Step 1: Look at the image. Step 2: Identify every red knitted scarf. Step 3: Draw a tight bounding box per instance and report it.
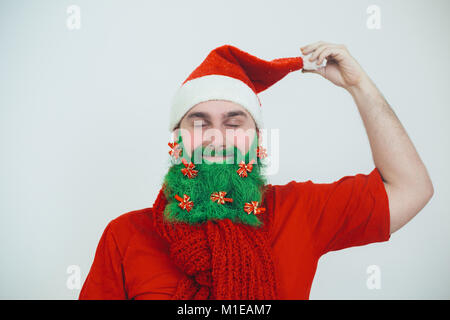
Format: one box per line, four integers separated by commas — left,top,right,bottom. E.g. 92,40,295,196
150,184,278,299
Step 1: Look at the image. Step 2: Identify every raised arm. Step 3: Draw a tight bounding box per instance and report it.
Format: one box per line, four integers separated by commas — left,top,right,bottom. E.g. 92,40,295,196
300,41,434,234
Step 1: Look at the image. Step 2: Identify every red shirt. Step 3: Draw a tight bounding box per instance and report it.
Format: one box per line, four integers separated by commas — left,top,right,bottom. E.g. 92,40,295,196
79,167,390,300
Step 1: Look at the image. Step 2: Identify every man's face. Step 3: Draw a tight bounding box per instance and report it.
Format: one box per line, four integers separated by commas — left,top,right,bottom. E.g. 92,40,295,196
164,100,265,226
174,100,258,163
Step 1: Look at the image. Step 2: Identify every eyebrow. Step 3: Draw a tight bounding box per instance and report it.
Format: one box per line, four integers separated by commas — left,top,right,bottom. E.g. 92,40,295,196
224,110,248,119
186,110,248,120
186,112,210,120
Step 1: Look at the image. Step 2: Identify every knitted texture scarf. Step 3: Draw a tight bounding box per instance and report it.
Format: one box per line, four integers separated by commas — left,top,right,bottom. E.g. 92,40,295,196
150,183,278,299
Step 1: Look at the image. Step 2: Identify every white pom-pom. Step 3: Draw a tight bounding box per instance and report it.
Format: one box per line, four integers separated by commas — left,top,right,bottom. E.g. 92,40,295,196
301,52,327,71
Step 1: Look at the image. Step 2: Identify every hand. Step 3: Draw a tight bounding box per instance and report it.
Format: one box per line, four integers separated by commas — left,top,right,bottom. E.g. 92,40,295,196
300,41,370,91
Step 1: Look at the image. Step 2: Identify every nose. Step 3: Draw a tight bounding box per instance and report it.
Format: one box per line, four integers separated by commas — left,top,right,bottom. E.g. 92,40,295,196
202,127,230,154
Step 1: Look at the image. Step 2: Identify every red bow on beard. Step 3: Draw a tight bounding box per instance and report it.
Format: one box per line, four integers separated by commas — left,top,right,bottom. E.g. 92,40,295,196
181,158,198,179
256,146,267,159
210,191,233,204
244,201,266,215
237,159,255,178
174,194,194,212
168,142,182,159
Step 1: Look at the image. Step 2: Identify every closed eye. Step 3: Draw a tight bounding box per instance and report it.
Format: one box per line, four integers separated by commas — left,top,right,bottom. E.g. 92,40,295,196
193,120,209,127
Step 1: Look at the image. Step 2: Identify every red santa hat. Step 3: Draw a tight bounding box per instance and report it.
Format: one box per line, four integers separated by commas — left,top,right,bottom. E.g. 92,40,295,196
169,44,306,131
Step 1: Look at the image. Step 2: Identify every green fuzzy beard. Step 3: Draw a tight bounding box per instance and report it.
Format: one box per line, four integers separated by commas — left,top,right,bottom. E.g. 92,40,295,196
162,131,267,227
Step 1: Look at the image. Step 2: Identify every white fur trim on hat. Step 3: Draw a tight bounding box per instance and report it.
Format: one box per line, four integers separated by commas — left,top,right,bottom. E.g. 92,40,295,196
169,75,263,131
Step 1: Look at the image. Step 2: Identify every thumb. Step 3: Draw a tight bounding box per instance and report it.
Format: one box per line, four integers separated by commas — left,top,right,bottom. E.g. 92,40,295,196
301,68,318,74
302,67,326,77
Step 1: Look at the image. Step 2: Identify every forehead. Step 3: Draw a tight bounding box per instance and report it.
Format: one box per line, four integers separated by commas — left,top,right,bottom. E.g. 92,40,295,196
185,100,250,118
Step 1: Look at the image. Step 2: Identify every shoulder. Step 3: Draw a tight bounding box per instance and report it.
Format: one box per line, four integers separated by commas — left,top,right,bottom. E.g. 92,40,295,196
109,207,154,234
271,179,313,191
264,169,385,214
266,180,314,207
105,207,165,256
261,181,313,240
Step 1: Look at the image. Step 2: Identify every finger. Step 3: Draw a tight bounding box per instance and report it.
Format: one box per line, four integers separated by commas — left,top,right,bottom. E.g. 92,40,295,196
316,47,334,65
310,43,344,63
318,46,346,65
308,43,330,62
301,41,327,54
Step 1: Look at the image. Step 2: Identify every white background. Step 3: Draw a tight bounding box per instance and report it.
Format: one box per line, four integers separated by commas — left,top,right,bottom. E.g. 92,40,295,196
1,0,449,299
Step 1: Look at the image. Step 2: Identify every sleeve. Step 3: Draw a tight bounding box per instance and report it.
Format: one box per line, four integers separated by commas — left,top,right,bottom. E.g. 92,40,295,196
79,221,128,300
275,167,391,257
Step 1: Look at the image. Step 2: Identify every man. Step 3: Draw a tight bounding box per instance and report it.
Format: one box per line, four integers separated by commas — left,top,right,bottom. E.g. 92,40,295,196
79,43,434,300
